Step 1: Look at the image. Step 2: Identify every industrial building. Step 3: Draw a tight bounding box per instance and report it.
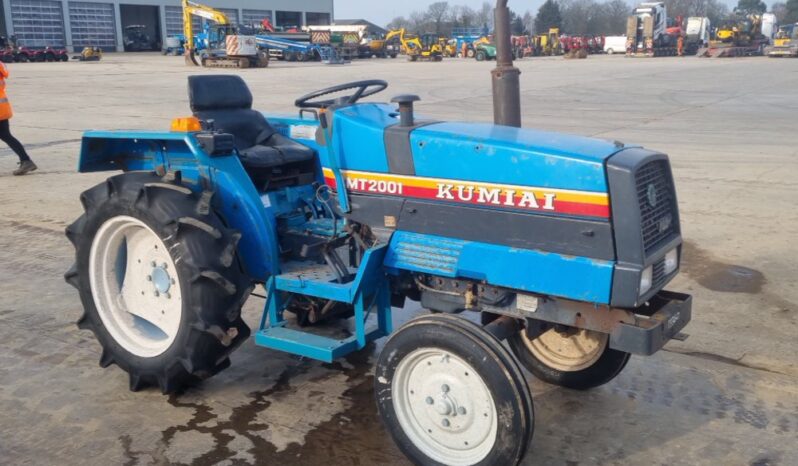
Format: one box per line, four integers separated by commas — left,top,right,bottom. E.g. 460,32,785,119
0,0,334,51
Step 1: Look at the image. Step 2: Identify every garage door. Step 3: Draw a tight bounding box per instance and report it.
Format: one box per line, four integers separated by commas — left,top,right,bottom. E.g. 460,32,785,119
69,1,116,49
10,0,66,47
242,9,271,27
164,5,199,36
217,8,238,25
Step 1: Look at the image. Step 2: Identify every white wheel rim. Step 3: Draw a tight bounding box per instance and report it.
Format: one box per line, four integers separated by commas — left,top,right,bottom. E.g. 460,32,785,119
392,348,498,465
89,216,183,358
524,328,608,372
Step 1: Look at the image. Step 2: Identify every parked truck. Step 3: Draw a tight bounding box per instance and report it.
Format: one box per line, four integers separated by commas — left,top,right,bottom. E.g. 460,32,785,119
684,17,711,54
626,2,680,57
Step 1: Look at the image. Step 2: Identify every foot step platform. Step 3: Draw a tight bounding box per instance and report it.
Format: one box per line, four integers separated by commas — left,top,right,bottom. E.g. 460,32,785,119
255,244,392,362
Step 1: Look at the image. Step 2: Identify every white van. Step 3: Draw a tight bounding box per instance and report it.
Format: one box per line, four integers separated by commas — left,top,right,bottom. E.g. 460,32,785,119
604,35,626,54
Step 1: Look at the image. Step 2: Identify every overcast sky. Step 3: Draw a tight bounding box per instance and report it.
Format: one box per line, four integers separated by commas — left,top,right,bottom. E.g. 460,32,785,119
334,0,738,28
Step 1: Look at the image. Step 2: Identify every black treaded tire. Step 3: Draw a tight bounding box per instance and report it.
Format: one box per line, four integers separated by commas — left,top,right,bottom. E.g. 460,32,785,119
375,314,534,466
508,328,631,390
64,171,252,394
475,50,487,61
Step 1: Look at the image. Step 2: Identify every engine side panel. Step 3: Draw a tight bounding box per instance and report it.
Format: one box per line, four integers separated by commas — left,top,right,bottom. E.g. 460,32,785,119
384,231,614,304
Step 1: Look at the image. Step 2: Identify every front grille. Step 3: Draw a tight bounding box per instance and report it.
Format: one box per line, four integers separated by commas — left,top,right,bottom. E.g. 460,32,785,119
636,160,677,254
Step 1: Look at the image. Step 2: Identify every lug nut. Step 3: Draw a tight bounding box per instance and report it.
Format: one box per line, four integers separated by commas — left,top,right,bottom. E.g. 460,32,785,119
457,407,467,415
426,397,434,405
165,292,171,299
154,290,160,297
162,263,168,270
146,275,152,281
151,261,157,267
442,419,450,427
441,384,449,393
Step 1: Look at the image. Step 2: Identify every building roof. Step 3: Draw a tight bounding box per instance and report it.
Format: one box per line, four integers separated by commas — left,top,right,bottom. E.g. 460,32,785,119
334,19,388,36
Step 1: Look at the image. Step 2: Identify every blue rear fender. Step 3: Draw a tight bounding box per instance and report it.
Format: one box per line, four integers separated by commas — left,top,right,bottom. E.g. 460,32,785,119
78,130,279,280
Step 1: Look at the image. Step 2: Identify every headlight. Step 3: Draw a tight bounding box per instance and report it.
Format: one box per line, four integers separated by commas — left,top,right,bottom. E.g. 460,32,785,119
664,248,679,275
639,265,653,296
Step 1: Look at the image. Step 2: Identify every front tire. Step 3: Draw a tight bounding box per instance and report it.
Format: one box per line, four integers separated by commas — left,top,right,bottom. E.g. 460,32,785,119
376,314,533,465
508,326,630,390
475,50,487,61
64,172,252,393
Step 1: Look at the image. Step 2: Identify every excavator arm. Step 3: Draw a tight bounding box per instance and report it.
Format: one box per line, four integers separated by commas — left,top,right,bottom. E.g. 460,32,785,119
183,0,228,65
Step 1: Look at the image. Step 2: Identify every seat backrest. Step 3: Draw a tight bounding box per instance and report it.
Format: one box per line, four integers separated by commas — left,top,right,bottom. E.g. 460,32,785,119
188,75,275,149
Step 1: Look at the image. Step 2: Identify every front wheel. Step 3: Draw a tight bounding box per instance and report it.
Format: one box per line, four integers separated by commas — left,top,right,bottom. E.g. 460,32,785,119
64,172,252,393
376,314,533,465
475,50,487,61
508,326,630,390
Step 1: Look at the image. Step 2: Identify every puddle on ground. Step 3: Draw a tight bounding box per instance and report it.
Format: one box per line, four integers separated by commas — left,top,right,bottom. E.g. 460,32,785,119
681,241,765,294
127,343,399,466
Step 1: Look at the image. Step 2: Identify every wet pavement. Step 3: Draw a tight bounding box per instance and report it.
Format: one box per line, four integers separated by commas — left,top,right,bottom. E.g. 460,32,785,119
1,54,797,465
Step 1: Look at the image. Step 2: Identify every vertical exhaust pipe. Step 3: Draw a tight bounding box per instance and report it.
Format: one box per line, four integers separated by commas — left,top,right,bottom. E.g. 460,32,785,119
492,0,521,127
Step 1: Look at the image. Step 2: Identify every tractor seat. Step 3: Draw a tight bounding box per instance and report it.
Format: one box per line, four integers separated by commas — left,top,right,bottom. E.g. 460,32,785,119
188,75,314,169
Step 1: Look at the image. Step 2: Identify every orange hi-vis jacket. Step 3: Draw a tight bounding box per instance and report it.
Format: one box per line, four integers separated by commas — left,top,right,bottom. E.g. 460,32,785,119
0,62,13,120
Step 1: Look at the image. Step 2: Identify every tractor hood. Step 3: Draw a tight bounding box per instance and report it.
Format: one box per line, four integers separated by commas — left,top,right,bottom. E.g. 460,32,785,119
331,103,632,194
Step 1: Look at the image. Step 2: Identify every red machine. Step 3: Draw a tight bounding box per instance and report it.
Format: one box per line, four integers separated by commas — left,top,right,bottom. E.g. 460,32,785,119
511,35,534,58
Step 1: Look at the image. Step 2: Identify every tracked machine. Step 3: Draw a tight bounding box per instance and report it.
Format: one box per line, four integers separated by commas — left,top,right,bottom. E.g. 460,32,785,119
64,0,692,464
182,0,267,68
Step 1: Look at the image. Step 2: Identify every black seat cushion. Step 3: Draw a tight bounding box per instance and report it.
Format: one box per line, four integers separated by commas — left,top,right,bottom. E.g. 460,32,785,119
239,133,317,168
187,75,314,168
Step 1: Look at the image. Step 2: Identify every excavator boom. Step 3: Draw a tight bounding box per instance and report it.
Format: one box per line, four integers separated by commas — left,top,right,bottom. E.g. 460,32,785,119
183,0,229,65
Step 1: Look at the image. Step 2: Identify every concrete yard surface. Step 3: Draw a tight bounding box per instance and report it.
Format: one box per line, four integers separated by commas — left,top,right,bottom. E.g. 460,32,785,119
0,53,796,465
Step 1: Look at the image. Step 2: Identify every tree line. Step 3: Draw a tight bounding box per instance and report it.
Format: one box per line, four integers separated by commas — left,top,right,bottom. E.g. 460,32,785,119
386,0,798,38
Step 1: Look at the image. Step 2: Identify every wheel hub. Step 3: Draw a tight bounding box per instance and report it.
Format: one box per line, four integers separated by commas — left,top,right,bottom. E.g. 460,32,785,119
151,265,171,294
392,348,498,465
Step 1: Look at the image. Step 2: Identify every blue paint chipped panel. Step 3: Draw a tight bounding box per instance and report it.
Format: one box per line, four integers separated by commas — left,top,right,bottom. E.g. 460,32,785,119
385,231,614,304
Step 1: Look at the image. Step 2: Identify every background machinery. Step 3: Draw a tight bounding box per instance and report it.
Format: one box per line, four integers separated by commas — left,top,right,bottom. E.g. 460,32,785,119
698,14,766,57
64,0,691,464
254,35,345,64
534,28,561,56
182,0,267,68
766,23,798,57
385,28,444,61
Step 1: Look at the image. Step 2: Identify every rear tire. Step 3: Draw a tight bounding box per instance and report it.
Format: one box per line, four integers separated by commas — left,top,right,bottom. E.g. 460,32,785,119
508,326,630,390
64,172,252,393
376,314,533,465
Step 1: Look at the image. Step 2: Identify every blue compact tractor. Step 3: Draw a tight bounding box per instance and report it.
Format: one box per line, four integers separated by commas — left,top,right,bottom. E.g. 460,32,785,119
64,2,690,463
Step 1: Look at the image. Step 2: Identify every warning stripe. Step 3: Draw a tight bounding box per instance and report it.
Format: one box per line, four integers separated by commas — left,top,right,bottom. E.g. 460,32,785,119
322,168,610,219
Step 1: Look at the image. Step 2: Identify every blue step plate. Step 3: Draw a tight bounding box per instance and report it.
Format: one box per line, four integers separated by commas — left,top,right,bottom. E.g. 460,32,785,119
255,325,383,363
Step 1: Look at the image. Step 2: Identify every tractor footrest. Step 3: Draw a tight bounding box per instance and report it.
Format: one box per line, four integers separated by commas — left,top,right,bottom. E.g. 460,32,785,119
276,261,357,303
255,325,384,362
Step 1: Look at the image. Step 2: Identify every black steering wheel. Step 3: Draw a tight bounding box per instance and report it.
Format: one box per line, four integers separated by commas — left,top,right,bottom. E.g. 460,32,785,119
295,80,388,109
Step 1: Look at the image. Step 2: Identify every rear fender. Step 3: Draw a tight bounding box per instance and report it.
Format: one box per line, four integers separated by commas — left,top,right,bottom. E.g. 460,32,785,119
78,130,279,280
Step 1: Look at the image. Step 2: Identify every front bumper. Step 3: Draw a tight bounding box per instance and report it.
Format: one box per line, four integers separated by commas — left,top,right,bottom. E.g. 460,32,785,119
488,289,692,357
609,290,691,355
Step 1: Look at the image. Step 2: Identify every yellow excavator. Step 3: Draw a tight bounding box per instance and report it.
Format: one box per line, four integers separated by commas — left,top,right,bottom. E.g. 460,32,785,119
714,14,763,47
182,0,267,68
534,28,561,56
384,28,443,61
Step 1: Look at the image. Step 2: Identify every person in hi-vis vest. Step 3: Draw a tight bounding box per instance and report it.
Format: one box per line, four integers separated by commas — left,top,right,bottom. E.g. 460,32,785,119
0,62,37,175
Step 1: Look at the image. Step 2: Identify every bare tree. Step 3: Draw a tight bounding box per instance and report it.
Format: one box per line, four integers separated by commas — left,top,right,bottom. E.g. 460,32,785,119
522,11,536,34
428,2,451,34
476,2,494,31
